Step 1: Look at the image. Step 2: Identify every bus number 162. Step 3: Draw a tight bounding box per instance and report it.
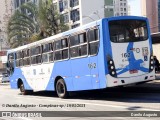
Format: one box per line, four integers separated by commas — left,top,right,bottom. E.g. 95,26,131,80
121,53,130,58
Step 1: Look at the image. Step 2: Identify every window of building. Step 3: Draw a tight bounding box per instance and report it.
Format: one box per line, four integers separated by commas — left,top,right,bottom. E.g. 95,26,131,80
59,1,64,12
88,29,99,55
70,32,87,58
33,0,37,3
109,8,113,11
15,0,19,8
70,0,79,7
71,23,80,29
63,0,68,9
71,9,80,22
53,3,57,10
21,0,25,5
63,13,69,23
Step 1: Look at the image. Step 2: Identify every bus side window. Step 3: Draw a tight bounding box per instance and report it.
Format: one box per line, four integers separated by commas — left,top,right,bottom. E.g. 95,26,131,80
54,38,69,61
8,53,14,67
31,46,42,65
54,40,62,60
15,51,23,67
42,43,53,63
70,32,87,58
88,29,99,55
23,49,30,66
62,39,69,59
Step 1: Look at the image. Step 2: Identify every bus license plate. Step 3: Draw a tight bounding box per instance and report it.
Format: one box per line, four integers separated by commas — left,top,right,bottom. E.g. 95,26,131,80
129,70,138,74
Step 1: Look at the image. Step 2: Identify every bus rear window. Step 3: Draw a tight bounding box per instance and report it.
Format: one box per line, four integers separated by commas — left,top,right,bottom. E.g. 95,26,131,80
109,20,148,43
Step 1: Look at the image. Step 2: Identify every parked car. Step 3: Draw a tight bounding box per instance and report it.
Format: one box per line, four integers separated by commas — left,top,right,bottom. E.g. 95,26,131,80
1,73,9,83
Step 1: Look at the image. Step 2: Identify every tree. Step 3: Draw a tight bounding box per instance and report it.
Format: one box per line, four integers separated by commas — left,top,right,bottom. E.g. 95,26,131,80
7,0,69,48
7,2,39,47
38,0,69,37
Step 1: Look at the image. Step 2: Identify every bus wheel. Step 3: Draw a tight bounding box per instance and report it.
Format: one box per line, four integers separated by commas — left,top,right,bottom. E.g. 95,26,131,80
20,82,27,95
56,79,68,98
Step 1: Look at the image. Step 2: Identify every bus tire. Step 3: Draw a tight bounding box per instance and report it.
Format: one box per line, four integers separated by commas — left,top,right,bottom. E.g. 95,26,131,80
56,79,68,98
19,82,28,95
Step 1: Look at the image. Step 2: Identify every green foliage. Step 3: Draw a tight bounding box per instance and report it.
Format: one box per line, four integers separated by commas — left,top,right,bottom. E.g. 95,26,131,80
7,0,69,48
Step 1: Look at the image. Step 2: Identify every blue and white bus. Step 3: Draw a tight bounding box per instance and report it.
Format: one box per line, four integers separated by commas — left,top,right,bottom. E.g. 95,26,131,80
7,16,155,98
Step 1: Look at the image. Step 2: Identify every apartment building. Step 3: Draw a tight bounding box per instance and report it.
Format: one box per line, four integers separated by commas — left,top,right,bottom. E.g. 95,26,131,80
53,0,128,29
0,0,14,50
141,0,159,33
114,0,128,16
14,0,38,10
53,0,114,28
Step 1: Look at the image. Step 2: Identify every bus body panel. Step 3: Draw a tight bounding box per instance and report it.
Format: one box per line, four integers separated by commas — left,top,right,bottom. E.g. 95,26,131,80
7,16,155,93
111,41,150,77
103,16,155,87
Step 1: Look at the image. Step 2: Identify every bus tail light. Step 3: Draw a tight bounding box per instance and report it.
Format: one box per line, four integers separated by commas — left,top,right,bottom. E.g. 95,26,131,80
149,55,154,72
107,59,117,77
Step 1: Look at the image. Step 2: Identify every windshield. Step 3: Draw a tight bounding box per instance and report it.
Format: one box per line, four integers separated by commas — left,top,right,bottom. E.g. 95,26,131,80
109,20,148,43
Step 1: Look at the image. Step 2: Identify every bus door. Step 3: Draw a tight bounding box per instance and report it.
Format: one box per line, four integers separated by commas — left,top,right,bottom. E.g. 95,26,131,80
88,28,100,89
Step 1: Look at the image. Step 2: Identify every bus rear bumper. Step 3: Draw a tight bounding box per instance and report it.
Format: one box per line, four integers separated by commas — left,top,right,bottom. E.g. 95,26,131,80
106,70,155,87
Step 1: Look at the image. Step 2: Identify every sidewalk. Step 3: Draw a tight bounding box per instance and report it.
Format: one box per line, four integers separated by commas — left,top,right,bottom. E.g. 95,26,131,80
0,82,10,86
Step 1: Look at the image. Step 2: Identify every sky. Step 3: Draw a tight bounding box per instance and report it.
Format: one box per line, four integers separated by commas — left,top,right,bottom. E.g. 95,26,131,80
128,0,141,16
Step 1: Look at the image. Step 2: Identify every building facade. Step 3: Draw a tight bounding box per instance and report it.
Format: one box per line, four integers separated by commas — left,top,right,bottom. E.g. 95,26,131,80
114,0,128,16
0,0,14,51
53,0,128,29
53,0,114,28
14,0,38,11
141,0,159,33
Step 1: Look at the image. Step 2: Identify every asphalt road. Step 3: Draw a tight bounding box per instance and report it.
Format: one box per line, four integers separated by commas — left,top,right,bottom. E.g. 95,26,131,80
0,80,160,120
